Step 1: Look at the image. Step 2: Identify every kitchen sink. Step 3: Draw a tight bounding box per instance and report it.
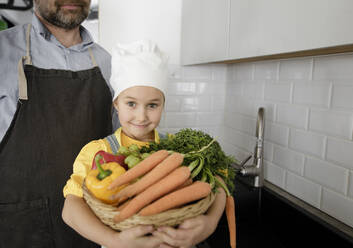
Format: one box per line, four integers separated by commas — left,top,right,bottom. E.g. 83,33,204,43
201,177,353,248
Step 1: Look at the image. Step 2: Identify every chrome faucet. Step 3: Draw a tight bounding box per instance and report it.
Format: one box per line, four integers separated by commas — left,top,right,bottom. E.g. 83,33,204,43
233,107,265,187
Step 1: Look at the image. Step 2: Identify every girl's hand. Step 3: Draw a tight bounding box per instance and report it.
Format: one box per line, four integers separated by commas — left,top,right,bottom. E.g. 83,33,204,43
107,225,163,248
152,215,215,248
152,184,227,248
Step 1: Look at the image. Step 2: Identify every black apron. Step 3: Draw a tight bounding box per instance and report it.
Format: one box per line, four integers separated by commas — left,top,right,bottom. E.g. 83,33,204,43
0,24,112,247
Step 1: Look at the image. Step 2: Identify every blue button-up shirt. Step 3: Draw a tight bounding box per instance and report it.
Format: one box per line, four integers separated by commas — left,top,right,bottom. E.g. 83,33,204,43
0,15,114,142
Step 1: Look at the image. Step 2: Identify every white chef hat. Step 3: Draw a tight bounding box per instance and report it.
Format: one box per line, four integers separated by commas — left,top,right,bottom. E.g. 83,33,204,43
110,40,169,101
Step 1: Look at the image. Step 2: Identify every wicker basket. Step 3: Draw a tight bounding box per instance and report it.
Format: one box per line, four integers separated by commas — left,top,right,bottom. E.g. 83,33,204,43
82,181,216,231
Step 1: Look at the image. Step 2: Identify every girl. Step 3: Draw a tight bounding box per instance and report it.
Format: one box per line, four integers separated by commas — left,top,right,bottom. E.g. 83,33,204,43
62,40,226,248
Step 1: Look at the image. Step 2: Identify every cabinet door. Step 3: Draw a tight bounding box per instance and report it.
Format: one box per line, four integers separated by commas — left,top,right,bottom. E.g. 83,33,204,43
181,0,230,65
229,0,353,60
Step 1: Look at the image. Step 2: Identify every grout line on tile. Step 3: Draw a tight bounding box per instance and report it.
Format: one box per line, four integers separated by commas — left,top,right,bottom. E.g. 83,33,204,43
322,136,327,160
277,61,281,82
289,83,294,104
305,107,310,131
328,82,333,109
309,57,314,81
344,171,349,196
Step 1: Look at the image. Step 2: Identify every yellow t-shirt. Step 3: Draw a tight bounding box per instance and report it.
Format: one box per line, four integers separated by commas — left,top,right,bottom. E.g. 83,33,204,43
63,128,160,198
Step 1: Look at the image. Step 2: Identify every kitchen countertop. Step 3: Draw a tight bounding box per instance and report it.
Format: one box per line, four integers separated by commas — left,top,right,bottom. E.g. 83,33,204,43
201,178,353,248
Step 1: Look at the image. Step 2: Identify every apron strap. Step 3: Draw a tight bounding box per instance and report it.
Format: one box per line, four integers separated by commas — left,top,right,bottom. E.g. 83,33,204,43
18,23,32,100
88,47,98,67
105,134,120,154
18,24,98,100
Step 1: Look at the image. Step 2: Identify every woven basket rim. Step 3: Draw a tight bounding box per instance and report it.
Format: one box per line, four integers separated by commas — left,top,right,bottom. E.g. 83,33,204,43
83,181,216,231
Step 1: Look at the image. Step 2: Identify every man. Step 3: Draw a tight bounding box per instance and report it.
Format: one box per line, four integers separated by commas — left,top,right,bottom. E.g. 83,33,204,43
0,0,114,247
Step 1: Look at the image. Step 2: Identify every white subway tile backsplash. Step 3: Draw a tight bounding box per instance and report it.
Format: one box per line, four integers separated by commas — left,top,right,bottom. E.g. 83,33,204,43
286,172,321,208
293,83,331,107
273,146,305,175
181,96,211,112
264,161,285,188
167,54,353,228
304,157,348,194
165,96,182,112
242,82,264,100
164,112,196,128
326,138,353,170
225,113,255,135
226,82,242,97
223,126,252,153
279,57,312,80
264,83,291,103
263,141,274,162
277,104,308,129
183,64,212,80
331,85,353,109
168,81,197,95
228,97,255,117
309,110,353,139
196,112,223,126
227,64,237,81
321,189,353,227
198,81,226,96
264,122,289,146
212,95,226,111
289,129,325,158
219,139,250,163
212,64,228,81
254,61,278,80
313,53,353,81
233,63,254,81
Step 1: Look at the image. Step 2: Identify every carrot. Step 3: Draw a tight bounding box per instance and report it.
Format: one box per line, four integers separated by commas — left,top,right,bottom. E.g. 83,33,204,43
113,166,191,222
108,150,169,190
174,177,193,190
226,196,236,248
139,181,211,216
116,199,131,211
112,152,184,202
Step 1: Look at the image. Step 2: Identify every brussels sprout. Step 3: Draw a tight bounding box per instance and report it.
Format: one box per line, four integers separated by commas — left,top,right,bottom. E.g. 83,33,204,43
128,144,140,153
118,146,130,156
141,153,150,160
124,155,141,169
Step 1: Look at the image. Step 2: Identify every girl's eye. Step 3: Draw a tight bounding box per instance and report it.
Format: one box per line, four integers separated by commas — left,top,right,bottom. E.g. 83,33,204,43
127,101,136,107
148,103,158,109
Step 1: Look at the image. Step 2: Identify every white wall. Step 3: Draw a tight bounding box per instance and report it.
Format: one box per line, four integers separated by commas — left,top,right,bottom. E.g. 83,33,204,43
223,53,353,228
159,53,353,229
99,0,182,65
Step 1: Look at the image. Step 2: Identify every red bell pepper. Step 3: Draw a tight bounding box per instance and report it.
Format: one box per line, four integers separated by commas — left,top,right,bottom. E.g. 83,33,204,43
91,150,128,170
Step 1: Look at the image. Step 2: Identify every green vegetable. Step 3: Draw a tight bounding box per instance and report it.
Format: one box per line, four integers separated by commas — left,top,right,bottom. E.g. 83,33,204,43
118,146,130,156
128,144,140,153
140,128,237,193
141,153,151,160
124,155,141,169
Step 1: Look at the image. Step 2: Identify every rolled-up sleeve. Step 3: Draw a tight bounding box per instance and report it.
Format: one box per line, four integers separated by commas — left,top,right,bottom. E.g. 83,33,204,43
63,140,108,198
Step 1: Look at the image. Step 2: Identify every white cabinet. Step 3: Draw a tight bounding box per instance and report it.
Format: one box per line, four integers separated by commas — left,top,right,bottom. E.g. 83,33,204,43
181,0,353,64
229,0,353,60
181,0,230,65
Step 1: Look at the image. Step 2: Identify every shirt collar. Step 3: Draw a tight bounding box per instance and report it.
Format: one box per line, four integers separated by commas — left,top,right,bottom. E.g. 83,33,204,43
31,14,94,51
114,128,160,146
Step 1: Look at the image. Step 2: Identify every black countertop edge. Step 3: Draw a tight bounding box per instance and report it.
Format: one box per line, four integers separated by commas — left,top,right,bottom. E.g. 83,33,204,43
263,180,353,244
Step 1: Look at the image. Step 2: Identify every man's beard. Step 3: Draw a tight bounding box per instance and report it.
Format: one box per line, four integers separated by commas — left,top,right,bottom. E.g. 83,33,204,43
36,0,90,30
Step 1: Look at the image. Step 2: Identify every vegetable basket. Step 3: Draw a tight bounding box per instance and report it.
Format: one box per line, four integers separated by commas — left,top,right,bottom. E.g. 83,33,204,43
82,181,216,231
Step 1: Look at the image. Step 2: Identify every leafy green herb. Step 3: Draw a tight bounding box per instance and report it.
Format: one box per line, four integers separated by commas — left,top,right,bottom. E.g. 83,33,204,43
140,128,237,194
